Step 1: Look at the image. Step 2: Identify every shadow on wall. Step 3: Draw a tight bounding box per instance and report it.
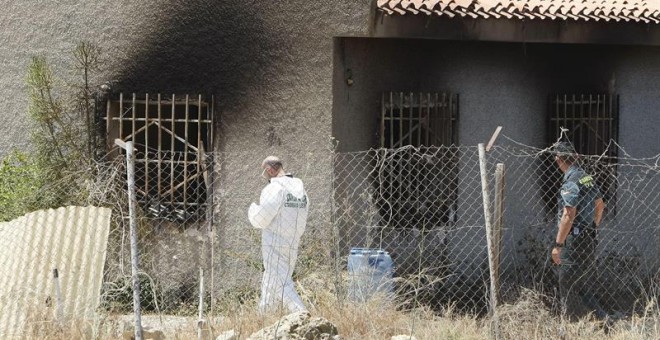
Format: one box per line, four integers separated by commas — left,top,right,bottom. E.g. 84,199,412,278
113,0,280,113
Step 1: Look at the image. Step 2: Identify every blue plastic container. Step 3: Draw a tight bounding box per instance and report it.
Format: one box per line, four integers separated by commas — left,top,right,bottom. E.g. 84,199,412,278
347,248,394,302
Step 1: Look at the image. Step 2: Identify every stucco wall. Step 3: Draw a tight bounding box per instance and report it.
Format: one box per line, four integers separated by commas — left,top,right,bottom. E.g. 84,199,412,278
0,0,373,294
333,38,548,282
1,0,372,154
332,38,550,247
615,46,660,157
0,0,126,153
332,38,660,285
610,46,660,270
3,1,659,299
331,38,645,150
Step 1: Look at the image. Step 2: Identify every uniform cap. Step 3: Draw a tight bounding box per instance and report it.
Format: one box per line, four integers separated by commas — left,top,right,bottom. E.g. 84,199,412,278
551,142,576,156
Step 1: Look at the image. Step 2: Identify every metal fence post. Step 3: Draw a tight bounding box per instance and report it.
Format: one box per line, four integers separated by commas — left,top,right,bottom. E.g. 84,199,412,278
53,268,63,326
120,139,143,340
478,144,498,316
197,268,205,340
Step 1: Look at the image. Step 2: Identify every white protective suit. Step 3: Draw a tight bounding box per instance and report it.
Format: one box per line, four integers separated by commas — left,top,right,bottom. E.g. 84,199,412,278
248,175,309,313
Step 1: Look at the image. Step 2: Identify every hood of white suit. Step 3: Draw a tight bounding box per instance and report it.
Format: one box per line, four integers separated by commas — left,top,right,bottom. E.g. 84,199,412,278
270,176,305,198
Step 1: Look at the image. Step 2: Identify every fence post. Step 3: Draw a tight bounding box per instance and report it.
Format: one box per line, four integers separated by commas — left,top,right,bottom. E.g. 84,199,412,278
330,144,345,308
123,140,143,340
53,268,63,326
205,153,215,323
478,144,498,316
492,163,505,306
197,268,205,340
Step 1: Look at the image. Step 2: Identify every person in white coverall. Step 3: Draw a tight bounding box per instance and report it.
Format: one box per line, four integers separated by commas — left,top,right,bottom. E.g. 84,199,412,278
248,156,309,313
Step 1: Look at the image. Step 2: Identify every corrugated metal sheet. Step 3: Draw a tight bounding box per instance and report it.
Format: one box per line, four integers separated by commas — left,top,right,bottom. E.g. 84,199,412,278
377,0,660,23
0,206,112,337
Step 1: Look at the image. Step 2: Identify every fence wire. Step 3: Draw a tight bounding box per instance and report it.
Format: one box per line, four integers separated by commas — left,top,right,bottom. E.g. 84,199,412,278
2,139,659,330
100,140,659,317
488,140,660,315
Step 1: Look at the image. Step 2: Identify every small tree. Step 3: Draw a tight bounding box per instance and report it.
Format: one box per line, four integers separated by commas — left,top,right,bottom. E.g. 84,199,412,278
73,41,102,160
0,41,104,221
27,42,101,176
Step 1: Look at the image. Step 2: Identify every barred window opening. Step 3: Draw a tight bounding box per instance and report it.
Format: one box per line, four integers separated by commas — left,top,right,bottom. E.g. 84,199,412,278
376,92,459,231
104,93,215,222
546,94,619,218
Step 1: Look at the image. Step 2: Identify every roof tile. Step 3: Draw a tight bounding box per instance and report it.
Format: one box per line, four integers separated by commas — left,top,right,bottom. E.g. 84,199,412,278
377,0,660,23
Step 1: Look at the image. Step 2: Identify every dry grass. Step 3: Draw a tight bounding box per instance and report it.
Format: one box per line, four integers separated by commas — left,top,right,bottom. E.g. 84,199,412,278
206,275,660,340
22,307,115,340
19,279,660,340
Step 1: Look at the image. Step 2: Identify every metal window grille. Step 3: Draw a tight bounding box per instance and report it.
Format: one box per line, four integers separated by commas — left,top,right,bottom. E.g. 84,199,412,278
380,92,458,149
376,92,459,230
547,94,619,216
103,93,215,222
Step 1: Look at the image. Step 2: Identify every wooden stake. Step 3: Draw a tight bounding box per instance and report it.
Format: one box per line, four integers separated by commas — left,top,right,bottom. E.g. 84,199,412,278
486,126,503,152
492,163,505,307
478,143,498,316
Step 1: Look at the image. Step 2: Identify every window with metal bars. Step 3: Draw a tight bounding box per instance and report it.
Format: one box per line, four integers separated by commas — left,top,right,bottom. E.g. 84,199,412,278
104,93,214,222
546,94,619,217
376,92,459,230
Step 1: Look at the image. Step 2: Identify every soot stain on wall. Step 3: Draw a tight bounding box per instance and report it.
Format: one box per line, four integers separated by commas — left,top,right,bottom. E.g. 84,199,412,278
113,0,281,113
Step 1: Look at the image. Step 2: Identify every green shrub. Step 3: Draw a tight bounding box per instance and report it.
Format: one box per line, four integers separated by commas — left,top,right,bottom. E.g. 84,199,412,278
0,150,43,221
0,41,104,222
101,274,161,313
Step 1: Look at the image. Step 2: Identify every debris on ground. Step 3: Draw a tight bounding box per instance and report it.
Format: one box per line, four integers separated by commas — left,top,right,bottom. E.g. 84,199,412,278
247,311,339,340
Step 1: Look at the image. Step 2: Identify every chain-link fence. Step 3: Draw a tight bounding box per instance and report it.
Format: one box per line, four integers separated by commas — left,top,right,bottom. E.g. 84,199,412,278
333,146,488,312
333,142,660,316
2,137,660,336
98,147,336,317
98,140,659,316
489,141,660,316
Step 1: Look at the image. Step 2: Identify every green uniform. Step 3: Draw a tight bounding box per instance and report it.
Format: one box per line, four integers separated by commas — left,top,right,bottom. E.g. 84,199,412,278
556,164,607,319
